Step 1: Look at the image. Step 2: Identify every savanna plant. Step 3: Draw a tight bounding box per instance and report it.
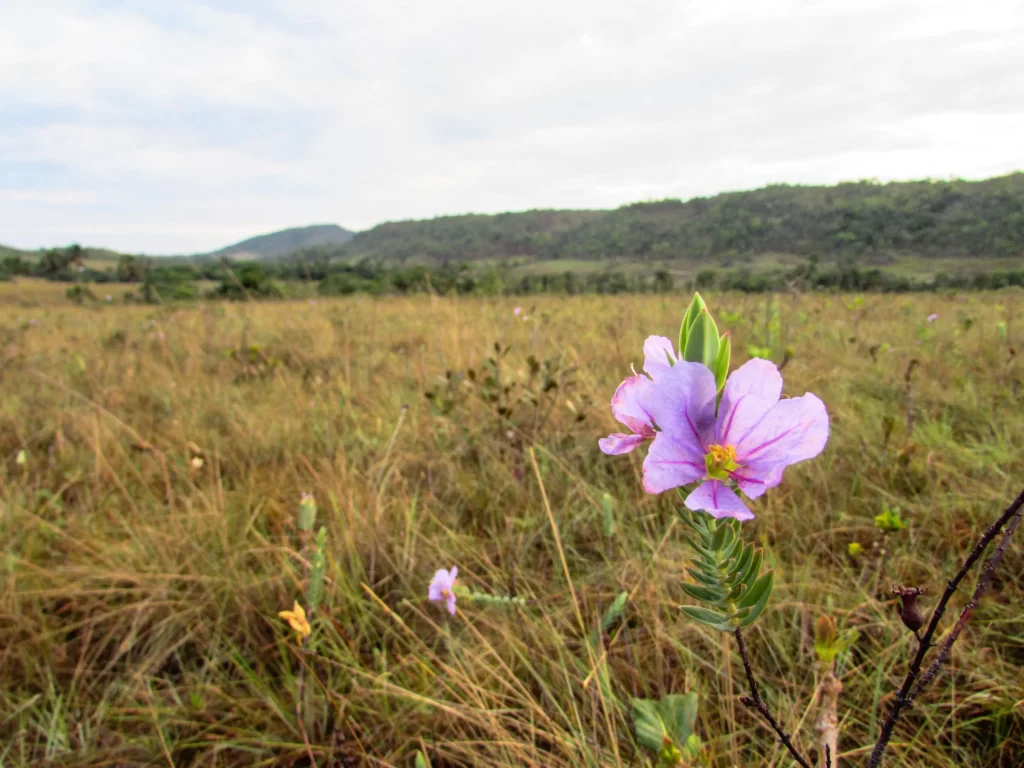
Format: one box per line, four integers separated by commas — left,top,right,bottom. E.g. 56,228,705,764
423,339,587,442
597,293,1024,767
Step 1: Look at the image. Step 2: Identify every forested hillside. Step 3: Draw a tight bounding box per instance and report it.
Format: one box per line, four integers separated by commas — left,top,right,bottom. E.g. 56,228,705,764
297,173,1024,266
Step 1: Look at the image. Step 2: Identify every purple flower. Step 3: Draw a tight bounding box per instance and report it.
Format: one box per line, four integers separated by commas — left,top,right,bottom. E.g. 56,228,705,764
642,358,829,521
927,313,939,323
428,566,458,615
513,306,523,316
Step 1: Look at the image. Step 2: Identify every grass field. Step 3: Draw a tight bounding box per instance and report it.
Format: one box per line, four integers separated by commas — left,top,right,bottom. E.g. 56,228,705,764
1,285,1022,767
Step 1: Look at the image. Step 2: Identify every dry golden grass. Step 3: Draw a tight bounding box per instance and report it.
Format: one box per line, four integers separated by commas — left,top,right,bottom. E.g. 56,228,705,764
1,287,1022,767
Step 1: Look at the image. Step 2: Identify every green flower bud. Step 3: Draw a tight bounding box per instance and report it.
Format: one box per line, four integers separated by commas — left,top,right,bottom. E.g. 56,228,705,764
298,492,318,532
682,310,720,371
679,293,708,353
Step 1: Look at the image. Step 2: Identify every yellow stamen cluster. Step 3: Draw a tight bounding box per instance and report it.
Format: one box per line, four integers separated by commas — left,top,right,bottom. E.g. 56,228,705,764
705,443,739,479
708,444,737,466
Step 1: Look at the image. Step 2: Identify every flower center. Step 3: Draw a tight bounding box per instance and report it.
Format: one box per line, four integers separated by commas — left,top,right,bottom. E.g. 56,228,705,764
704,443,739,480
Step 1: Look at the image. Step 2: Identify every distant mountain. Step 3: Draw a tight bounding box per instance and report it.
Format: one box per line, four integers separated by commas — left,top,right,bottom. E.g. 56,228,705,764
0,244,27,260
0,243,123,262
203,224,354,260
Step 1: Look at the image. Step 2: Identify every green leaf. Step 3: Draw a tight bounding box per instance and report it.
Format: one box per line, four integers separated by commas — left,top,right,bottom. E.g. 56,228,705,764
714,332,731,391
710,519,735,552
723,532,745,561
735,571,774,610
631,698,669,751
414,750,430,768
600,591,629,632
659,693,698,744
737,573,775,627
686,566,722,587
681,605,734,631
681,581,729,604
737,548,763,589
601,493,616,538
631,693,699,753
730,543,754,585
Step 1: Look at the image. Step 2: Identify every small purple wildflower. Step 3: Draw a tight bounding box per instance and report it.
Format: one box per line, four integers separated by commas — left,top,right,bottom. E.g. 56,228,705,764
513,306,523,316
428,567,458,615
927,313,939,323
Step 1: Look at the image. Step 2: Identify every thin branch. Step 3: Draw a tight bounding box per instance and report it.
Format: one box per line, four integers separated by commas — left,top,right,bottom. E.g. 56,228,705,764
909,506,1022,700
868,486,1024,767
734,626,813,768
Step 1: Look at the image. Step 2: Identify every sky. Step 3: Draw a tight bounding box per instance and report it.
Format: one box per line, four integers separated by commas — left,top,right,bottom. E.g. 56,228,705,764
2,0,1023,254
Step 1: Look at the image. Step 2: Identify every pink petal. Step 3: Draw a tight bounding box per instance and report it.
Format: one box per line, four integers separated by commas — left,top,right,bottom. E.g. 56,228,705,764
642,432,706,494
642,335,678,380
428,571,447,601
609,375,656,436
684,480,755,521
716,358,783,446
446,592,457,615
735,394,829,478
644,360,717,458
730,464,785,500
449,566,458,582
599,433,649,455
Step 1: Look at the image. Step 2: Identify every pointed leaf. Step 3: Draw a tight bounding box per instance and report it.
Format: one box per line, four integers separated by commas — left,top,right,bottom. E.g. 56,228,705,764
681,582,729,604
729,543,755,586
686,566,723,587
681,605,735,631
658,693,699,744
738,573,776,627
736,571,774,611
710,520,734,552
737,548,763,589
631,698,669,751
714,333,732,391
600,591,629,632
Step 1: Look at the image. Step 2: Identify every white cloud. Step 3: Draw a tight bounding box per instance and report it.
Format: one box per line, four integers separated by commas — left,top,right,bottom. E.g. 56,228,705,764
1,0,1022,253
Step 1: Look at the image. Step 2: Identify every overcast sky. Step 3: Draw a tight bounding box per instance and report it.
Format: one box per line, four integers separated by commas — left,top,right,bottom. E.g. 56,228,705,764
2,0,1023,254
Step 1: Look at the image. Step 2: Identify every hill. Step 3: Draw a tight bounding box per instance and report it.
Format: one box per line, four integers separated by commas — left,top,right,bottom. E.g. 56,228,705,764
203,224,353,260
298,173,1024,267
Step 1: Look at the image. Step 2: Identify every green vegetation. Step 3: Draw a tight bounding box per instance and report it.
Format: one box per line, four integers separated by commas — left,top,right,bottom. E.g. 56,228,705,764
321,173,1024,266
1,291,1021,766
